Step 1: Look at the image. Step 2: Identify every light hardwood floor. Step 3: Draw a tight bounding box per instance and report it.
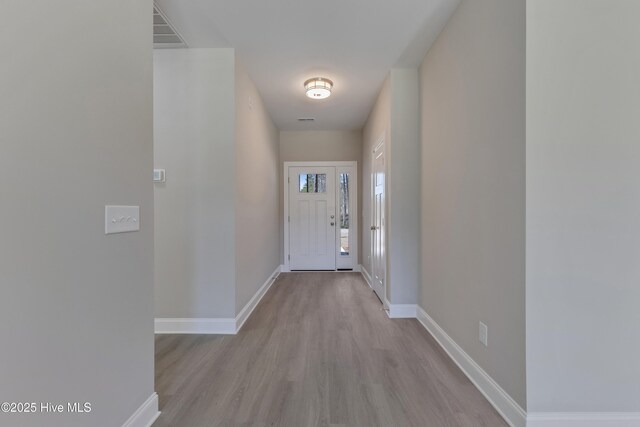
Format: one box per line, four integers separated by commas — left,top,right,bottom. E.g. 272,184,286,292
154,272,507,427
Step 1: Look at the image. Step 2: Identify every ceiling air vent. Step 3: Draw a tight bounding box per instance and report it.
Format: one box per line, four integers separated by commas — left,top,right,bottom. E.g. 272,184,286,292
154,5,187,49
297,118,315,122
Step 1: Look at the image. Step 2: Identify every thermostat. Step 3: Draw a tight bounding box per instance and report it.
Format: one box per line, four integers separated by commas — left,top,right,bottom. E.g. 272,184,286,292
153,169,166,183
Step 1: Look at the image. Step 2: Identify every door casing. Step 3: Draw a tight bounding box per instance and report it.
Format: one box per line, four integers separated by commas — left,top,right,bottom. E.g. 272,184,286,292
371,136,387,305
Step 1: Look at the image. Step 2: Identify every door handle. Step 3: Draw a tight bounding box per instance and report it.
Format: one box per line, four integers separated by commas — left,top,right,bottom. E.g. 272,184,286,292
330,222,335,226
371,226,378,231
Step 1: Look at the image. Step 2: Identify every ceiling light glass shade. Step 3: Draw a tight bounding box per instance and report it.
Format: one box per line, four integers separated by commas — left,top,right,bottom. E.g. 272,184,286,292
304,77,333,99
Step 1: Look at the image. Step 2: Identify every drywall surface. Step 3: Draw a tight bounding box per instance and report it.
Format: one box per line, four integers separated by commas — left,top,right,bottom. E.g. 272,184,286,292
154,48,236,318
388,69,420,304
0,1,155,426
235,61,280,313
527,0,640,412
279,130,363,264
362,71,420,305
419,0,526,408
280,131,362,163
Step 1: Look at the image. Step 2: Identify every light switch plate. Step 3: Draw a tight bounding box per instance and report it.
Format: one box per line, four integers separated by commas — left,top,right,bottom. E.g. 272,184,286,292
105,205,140,234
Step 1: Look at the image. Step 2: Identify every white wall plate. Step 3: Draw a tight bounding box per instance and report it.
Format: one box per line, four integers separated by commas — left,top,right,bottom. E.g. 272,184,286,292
105,205,140,234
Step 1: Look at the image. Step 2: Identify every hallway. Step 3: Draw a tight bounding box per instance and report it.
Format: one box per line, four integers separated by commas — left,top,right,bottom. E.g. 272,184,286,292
154,273,506,426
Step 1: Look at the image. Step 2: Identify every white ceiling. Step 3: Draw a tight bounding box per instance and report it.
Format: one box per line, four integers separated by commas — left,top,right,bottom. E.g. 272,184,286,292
154,0,460,131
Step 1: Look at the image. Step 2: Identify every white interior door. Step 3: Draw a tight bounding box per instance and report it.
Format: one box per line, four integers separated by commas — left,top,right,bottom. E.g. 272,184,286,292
372,142,386,301
289,166,336,270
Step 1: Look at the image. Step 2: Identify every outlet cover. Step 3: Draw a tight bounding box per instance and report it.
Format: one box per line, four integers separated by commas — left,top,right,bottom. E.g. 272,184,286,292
479,321,488,347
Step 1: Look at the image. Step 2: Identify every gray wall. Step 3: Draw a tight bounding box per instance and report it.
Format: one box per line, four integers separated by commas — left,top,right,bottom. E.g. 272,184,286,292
419,0,526,409
279,130,363,265
235,61,281,312
154,49,236,318
0,1,155,426
388,69,421,304
526,0,640,412
280,131,363,162
362,71,420,305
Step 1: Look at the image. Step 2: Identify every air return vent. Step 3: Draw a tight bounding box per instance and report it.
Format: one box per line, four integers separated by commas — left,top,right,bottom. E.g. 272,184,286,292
297,118,315,122
154,5,186,49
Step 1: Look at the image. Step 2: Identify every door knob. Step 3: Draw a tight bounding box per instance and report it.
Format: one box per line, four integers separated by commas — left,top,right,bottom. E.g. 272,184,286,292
371,226,377,230
330,222,335,226
330,215,335,219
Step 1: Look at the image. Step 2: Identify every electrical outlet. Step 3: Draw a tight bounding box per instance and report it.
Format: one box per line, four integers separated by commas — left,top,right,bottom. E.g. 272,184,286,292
479,321,488,347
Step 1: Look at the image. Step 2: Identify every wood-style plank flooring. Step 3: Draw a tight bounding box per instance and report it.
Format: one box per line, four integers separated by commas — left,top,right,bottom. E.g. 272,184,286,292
154,272,507,427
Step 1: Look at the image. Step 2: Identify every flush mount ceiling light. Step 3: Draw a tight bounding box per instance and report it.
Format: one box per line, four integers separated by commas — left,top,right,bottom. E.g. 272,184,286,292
304,77,333,100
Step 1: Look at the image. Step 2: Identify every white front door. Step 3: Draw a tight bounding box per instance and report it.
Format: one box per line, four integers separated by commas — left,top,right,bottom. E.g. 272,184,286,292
372,142,386,301
289,167,336,270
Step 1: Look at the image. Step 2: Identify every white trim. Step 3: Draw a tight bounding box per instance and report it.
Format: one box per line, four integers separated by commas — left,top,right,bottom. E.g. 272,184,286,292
284,161,358,272
122,393,160,427
154,318,236,334
527,413,640,427
155,267,281,335
385,300,417,318
360,265,372,287
370,133,387,304
235,266,281,332
416,306,526,427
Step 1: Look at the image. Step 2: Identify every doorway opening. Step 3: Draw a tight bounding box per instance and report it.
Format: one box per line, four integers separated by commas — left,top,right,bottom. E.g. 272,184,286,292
283,161,358,272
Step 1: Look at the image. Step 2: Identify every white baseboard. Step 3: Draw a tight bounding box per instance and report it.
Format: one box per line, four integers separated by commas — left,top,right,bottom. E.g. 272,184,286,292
235,265,281,332
122,393,160,427
416,306,526,427
385,300,417,318
360,266,372,288
527,413,640,427
155,266,281,335
154,317,236,334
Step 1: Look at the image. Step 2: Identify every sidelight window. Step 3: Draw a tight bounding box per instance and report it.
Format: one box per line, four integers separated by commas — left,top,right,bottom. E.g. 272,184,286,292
339,172,350,256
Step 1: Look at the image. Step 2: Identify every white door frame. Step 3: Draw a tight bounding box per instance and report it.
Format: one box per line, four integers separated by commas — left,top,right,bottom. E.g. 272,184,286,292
283,161,358,272
371,135,387,306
